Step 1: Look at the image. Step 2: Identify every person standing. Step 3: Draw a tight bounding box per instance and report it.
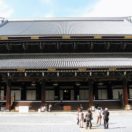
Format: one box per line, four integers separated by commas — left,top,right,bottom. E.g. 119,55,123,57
85,109,93,129
48,104,52,112
96,107,102,125
41,104,46,112
78,110,84,128
103,108,110,129
79,104,83,112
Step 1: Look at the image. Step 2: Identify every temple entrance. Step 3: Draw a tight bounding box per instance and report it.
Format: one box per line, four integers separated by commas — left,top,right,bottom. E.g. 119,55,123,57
63,89,71,100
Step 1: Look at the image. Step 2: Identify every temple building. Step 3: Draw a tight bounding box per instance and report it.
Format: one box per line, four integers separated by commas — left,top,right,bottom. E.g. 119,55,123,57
0,17,132,111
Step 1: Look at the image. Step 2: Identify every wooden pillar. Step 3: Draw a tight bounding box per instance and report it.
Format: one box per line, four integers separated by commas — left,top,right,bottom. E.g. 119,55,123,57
54,85,60,100
41,81,45,105
36,82,41,100
93,83,98,100
4,83,6,99
21,83,26,100
123,79,128,107
74,85,79,100
88,81,94,107
5,80,11,110
0,83,1,100
107,81,113,99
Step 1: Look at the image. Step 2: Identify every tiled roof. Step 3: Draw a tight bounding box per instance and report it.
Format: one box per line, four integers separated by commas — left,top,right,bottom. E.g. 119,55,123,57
0,17,132,36
0,53,132,69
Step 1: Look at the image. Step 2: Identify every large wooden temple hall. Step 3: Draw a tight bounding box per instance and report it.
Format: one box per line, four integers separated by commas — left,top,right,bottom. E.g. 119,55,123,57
0,17,132,111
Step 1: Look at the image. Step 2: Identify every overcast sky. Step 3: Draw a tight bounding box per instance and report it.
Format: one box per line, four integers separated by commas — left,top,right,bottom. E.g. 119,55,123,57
0,0,132,19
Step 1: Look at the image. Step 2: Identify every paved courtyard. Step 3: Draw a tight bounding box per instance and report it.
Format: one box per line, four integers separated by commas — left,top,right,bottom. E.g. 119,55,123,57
0,110,131,132
0,112,79,132
81,110,132,132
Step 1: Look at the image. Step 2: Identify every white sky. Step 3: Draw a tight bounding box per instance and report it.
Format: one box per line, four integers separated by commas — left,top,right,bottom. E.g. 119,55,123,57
0,0,132,19
84,0,132,17
0,0,13,18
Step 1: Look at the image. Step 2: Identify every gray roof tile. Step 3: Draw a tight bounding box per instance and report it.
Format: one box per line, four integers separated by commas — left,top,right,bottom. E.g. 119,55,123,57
0,53,131,69
0,17,132,36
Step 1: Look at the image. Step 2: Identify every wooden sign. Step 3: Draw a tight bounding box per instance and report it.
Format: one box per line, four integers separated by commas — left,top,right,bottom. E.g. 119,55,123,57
0,36,8,40
62,35,70,39
30,36,39,40
48,68,56,72
78,68,87,72
17,68,25,72
109,67,116,71
94,35,102,39
124,35,132,39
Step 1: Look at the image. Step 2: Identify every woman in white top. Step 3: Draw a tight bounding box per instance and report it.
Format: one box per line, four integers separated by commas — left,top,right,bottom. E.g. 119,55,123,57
96,107,102,125
77,109,84,128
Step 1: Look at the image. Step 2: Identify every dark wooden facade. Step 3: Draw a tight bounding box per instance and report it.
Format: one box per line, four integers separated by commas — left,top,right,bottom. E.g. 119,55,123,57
0,36,132,111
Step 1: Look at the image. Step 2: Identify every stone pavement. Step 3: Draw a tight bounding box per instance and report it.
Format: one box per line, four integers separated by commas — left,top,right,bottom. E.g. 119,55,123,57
80,110,132,132
0,112,80,132
0,111,131,132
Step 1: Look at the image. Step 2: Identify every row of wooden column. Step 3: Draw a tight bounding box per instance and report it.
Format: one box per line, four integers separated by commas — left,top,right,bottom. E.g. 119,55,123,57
4,79,129,110
89,79,129,108
5,80,46,110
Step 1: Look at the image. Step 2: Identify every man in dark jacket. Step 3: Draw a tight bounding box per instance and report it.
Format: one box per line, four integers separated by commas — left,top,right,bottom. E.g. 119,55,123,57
103,108,109,129
85,109,93,129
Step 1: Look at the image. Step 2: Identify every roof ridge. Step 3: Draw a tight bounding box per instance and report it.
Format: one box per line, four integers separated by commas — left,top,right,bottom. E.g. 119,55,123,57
7,17,128,22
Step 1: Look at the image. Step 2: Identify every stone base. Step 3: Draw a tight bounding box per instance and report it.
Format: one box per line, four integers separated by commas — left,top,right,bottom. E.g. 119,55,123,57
124,104,131,110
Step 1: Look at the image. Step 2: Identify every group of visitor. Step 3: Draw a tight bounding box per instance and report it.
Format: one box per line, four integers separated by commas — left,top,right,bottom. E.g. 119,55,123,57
77,105,110,129
40,104,52,112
